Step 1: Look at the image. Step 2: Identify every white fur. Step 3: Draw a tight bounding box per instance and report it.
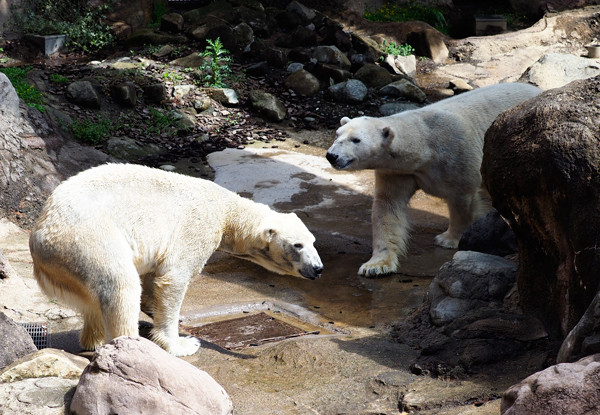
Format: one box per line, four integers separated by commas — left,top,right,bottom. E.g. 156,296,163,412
326,83,541,277
29,163,323,356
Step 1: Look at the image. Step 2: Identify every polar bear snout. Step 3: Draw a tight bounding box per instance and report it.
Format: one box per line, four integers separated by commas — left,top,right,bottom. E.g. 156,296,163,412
326,151,338,165
326,151,354,170
300,262,323,280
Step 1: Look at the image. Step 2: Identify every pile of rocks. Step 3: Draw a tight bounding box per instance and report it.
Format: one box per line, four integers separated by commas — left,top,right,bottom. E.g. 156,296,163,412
0,313,233,415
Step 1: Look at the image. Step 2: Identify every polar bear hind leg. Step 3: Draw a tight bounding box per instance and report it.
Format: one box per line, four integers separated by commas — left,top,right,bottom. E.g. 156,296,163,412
435,191,484,248
80,305,105,350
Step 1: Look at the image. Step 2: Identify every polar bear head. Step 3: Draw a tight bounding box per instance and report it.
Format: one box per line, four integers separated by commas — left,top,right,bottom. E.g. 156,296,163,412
234,210,323,280
326,116,395,171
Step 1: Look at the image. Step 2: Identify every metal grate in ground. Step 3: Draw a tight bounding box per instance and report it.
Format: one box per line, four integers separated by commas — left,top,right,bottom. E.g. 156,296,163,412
183,312,319,350
19,322,49,350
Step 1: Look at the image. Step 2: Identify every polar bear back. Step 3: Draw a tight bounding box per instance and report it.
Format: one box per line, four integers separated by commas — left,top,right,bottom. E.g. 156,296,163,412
395,82,541,150
40,163,235,235
31,163,253,277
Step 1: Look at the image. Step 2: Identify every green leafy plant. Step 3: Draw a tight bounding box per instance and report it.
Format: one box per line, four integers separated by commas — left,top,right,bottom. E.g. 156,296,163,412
147,107,179,135
10,0,115,53
0,66,45,111
0,47,8,64
150,0,169,28
381,39,414,56
146,44,162,54
49,73,69,83
198,38,233,88
162,70,184,83
70,117,114,144
365,2,448,34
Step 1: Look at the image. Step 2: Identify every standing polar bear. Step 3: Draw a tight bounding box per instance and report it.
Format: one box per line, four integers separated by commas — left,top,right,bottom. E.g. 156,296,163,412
29,163,323,356
326,82,541,277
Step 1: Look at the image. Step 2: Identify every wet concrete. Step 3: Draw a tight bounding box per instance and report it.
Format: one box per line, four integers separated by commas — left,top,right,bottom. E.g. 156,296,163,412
172,129,510,414
181,129,456,332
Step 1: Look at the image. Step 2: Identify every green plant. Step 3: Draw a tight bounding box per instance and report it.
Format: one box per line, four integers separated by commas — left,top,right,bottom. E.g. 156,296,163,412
10,0,115,53
0,47,7,64
147,107,178,135
198,38,233,88
365,2,448,34
70,117,114,144
381,39,414,56
50,73,69,83
162,70,184,83
0,66,45,111
146,44,162,54
150,0,168,28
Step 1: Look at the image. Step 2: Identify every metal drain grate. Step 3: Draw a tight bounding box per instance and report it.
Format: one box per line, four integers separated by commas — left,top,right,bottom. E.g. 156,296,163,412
20,322,49,350
184,312,319,350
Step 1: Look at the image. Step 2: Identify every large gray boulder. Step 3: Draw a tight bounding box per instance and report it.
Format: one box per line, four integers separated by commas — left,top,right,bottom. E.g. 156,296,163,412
286,0,316,24
328,79,368,103
481,75,600,340
0,72,20,119
519,53,600,90
110,81,137,107
0,312,37,370
353,63,392,88
458,209,518,257
378,79,427,103
502,354,600,414
248,90,287,122
70,336,233,415
312,45,351,69
66,81,101,109
429,250,517,326
284,68,320,96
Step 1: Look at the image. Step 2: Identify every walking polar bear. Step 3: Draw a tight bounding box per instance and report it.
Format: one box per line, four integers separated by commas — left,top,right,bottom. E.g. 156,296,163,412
29,163,323,356
326,82,541,277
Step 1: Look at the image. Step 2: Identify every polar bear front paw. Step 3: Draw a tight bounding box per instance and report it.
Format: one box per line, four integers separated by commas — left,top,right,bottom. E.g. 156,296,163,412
434,231,460,249
169,335,201,356
358,257,399,278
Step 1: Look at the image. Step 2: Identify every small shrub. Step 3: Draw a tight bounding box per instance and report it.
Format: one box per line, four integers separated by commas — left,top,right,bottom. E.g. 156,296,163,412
365,2,448,34
162,70,184,83
0,66,45,111
70,117,114,144
381,39,414,56
147,107,178,135
150,0,169,28
198,38,233,88
0,47,8,64
50,73,69,83
59,3,116,53
10,0,115,53
146,44,161,54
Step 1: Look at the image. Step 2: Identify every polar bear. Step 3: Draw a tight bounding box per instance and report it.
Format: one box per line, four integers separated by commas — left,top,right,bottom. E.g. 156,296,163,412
326,82,541,277
29,163,323,356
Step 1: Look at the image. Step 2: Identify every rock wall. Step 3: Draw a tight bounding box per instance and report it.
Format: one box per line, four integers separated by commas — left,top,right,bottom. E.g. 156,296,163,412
0,73,111,228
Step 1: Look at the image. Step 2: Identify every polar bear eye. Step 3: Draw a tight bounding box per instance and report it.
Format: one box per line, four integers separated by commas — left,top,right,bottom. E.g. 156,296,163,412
293,243,304,249
350,137,361,144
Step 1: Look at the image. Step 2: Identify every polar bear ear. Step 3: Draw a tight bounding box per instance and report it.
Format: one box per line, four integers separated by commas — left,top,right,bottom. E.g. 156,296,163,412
382,126,394,142
263,228,276,243
340,117,351,126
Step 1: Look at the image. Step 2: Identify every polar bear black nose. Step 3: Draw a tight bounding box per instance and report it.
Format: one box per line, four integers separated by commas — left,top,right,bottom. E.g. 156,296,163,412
314,265,323,276
326,152,338,164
